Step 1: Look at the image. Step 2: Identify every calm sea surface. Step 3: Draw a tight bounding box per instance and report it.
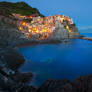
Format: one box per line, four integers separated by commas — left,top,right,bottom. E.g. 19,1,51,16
19,32,92,86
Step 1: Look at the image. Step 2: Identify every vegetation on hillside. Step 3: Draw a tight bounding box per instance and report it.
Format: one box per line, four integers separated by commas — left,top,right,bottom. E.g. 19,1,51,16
0,1,44,17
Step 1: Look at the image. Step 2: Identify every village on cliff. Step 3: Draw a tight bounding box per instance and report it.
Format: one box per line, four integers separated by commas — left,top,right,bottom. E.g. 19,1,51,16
12,13,80,40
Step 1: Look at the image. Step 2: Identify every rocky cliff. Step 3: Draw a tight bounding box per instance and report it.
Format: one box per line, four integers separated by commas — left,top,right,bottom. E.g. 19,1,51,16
0,27,30,48
0,47,35,92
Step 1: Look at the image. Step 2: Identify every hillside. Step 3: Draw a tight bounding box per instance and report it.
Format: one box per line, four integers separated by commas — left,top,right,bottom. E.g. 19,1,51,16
0,1,44,17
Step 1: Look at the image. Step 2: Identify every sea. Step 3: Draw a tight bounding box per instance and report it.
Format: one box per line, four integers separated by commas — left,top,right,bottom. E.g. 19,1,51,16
19,30,92,87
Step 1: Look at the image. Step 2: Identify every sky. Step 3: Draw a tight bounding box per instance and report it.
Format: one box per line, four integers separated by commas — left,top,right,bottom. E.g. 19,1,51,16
0,0,92,28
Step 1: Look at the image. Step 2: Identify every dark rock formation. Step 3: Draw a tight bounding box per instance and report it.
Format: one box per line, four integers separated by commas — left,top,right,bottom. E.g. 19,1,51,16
37,79,72,92
36,75,92,92
72,75,92,92
19,86,37,92
0,27,30,47
0,48,36,92
0,47,25,71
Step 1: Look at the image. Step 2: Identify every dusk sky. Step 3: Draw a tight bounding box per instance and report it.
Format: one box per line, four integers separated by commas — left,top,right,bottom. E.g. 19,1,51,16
1,0,92,28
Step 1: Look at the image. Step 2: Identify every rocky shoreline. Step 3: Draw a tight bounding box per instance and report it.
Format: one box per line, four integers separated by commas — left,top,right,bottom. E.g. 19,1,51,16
0,29,92,92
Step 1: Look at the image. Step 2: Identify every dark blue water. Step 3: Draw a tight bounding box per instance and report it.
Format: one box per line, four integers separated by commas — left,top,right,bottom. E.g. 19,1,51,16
19,33,92,87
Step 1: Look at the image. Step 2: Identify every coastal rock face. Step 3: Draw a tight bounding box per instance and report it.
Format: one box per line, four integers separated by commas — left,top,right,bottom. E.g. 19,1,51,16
37,75,92,92
0,24,79,47
72,75,92,92
0,27,29,47
48,23,80,41
0,47,25,71
0,48,36,92
37,79,72,92
68,25,80,38
49,24,69,40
